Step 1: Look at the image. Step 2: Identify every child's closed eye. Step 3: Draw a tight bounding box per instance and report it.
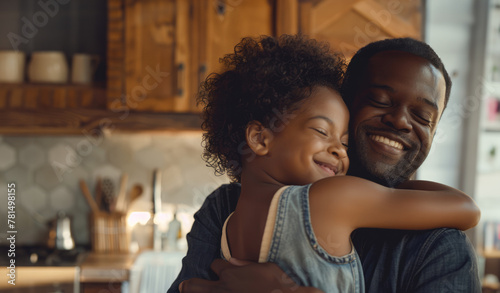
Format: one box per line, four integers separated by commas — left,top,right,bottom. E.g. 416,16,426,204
311,128,328,136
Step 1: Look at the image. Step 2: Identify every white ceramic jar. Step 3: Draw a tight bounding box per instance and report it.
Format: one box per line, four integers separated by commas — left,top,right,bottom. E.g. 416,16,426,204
28,51,68,83
0,50,26,83
71,53,100,84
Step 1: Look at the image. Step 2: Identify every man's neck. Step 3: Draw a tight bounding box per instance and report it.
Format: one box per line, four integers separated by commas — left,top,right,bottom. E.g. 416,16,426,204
347,163,408,188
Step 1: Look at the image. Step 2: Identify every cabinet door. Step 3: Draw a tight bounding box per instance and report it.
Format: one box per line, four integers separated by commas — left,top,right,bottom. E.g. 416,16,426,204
299,0,422,58
190,0,274,111
122,0,191,112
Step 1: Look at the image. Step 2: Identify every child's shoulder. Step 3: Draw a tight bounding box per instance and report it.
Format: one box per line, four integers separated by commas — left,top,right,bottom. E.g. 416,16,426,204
311,175,372,191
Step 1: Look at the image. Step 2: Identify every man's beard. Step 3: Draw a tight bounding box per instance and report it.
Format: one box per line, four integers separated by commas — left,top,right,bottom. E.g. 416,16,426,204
348,127,427,187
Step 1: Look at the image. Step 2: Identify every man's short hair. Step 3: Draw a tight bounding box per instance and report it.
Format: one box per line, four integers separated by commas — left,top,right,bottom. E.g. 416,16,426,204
341,38,452,110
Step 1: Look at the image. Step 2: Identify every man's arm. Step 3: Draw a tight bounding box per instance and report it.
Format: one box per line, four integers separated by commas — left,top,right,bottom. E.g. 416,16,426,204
167,184,240,293
180,259,324,293
405,229,481,293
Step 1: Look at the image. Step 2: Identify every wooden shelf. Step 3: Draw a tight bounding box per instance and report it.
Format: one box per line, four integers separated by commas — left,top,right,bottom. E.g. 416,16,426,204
0,82,202,134
0,83,107,110
0,108,202,134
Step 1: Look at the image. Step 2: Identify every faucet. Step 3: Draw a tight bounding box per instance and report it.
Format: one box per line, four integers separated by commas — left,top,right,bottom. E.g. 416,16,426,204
152,169,162,251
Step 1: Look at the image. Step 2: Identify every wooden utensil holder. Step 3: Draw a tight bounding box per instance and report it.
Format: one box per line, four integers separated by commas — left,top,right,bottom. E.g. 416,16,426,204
90,212,129,253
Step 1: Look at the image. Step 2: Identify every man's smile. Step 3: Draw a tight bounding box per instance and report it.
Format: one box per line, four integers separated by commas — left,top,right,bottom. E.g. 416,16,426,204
364,130,413,158
369,135,404,150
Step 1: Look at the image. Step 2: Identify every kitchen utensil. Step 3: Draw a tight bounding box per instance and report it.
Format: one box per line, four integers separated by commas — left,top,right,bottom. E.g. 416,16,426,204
152,169,162,251
47,211,75,250
0,50,25,83
152,170,162,215
101,177,115,213
28,51,68,83
126,184,143,211
71,53,100,84
90,211,128,253
95,177,103,210
79,179,99,213
115,174,129,212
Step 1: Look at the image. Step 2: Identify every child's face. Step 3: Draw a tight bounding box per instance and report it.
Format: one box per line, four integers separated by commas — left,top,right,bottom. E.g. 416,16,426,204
266,86,349,186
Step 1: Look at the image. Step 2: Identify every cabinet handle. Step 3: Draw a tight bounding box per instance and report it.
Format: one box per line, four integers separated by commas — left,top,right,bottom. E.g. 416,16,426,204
176,63,184,97
216,1,226,15
198,64,207,87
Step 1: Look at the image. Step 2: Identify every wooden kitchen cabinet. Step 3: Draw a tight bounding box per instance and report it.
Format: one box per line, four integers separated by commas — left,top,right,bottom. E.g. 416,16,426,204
0,0,423,133
191,0,273,109
299,0,422,58
109,0,274,113
107,0,423,114
115,0,192,113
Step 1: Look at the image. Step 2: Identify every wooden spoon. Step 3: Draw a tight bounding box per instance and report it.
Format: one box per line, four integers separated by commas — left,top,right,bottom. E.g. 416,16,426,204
125,184,143,211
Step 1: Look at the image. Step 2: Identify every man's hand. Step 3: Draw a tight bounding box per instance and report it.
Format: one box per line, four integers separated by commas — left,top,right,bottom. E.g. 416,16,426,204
179,259,323,293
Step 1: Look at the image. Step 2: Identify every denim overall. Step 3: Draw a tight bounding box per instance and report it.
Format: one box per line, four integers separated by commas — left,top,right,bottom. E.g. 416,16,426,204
221,185,365,293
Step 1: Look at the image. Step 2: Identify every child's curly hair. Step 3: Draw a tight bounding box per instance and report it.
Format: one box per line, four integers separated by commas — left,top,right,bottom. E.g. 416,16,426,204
199,35,346,182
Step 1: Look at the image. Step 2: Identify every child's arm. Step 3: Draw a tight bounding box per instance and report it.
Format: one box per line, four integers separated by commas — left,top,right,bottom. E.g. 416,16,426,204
310,176,481,232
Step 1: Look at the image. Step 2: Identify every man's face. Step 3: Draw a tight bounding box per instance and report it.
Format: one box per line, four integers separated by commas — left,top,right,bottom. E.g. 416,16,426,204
348,51,447,186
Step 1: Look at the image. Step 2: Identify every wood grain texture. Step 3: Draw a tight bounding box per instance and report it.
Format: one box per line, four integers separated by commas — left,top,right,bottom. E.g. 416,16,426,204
106,0,126,112
39,88,54,108
0,88,8,109
24,87,39,108
0,0,423,133
9,88,23,108
352,0,420,38
276,0,299,35
299,1,313,35
0,108,201,134
302,0,422,58
80,180,100,213
310,0,358,35
174,0,191,111
80,252,137,283
53,87,68,108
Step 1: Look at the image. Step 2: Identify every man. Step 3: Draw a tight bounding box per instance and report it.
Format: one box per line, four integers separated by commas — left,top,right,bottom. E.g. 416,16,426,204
169,38,480,293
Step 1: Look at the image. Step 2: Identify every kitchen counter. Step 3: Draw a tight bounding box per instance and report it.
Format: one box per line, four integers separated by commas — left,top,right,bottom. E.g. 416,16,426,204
80,252,138,283
79,250,185,293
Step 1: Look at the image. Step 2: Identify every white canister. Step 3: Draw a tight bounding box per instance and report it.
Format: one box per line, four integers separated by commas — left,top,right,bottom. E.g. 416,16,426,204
71,53,100,84
0,50,26,83
28,51,68,84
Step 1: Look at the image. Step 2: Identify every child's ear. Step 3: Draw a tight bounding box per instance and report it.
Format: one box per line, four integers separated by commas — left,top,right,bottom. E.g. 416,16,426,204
246,121,273,156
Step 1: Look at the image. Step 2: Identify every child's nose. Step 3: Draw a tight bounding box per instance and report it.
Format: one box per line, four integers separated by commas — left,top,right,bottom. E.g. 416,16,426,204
328,140,347,159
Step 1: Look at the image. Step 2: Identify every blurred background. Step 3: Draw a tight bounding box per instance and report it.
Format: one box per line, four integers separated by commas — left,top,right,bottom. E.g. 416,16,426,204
0,0,499,292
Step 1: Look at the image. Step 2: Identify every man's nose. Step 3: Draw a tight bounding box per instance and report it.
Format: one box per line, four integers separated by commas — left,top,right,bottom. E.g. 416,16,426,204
381,107,412,132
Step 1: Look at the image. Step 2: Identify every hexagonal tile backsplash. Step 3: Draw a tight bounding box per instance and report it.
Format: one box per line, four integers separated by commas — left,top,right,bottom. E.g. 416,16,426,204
0,133,229,246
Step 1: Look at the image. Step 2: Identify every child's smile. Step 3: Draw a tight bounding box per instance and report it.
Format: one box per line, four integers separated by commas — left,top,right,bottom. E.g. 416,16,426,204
314,160,340,176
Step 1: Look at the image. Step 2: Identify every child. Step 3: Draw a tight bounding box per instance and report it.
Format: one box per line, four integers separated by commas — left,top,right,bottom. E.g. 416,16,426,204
197,35,480,293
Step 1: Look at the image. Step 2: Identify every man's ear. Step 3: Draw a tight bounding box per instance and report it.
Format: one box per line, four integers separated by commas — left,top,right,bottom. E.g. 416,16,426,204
246,121,273,156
